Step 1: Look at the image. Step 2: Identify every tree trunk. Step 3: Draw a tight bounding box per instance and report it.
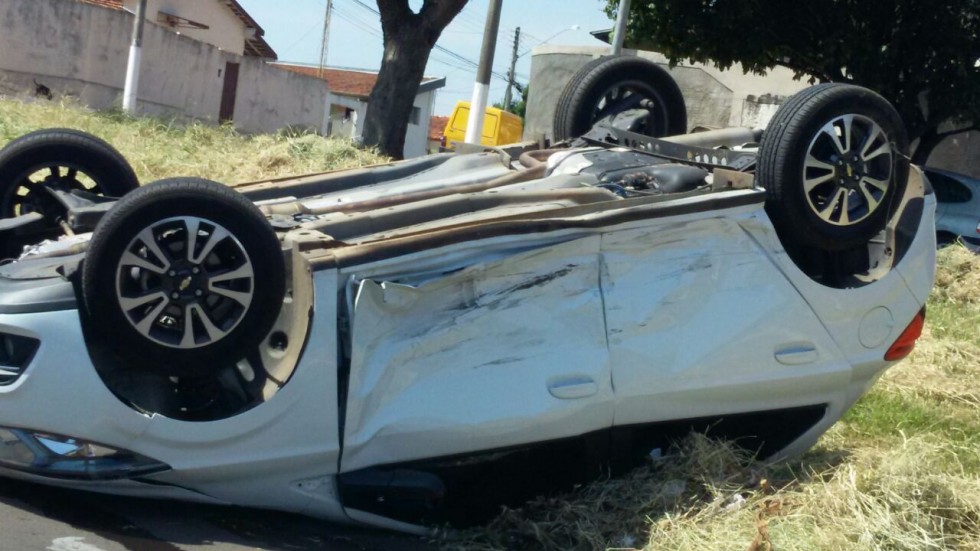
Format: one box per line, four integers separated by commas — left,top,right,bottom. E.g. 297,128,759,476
362,0,468,160
362,28,431,159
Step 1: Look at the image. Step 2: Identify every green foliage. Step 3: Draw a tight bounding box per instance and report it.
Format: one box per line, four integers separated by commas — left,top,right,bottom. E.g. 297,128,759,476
606,0,980,161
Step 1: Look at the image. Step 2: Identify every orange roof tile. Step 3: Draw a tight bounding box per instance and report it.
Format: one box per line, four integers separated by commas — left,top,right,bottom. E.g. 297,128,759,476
275,65,378,98
428,116,449,141
274,64,446,100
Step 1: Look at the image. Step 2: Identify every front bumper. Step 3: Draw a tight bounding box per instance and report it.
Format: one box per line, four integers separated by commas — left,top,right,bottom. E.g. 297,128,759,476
0,280,348,522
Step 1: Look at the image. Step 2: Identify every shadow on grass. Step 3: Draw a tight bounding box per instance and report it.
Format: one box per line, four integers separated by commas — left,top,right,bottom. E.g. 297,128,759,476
442,435,856,551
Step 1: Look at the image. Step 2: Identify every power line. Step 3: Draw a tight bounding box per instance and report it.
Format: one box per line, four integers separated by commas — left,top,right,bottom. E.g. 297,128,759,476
278,17,325,57
330,6,380,38
332,5,485,75
453,3,507,35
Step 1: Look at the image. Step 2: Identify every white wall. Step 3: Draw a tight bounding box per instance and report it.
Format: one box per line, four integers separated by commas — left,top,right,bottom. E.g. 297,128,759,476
325,94,366,140
235,59,328,134
404,89,436,159
0,0,326,134
324,89,437,158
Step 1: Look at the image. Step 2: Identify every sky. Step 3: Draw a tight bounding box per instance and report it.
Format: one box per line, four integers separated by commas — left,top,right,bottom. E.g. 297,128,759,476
235,0,616,116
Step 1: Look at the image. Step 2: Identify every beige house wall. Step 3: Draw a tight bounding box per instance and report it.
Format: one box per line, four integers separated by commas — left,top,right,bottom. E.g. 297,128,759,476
121,0,248,56
924,131,980,178
0,0,326,135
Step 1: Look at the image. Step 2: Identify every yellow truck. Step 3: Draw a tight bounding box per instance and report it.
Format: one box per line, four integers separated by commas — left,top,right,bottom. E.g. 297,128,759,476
441,101,523,150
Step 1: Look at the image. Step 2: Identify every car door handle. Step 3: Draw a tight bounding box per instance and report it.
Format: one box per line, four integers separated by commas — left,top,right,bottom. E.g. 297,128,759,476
774,344,819,365
547,376,598,399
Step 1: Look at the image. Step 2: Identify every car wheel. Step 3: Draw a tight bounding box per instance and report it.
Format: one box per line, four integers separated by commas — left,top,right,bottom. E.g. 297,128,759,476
757,83,910,251
0,129,139,222
82,178,286,378
553,56,687,141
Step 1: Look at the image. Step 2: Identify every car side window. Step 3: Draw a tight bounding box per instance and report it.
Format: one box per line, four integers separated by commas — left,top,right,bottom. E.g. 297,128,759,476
928,172,973,203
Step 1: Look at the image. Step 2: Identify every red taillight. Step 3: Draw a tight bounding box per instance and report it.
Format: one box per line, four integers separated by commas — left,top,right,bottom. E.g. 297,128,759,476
974,221,980,234
885,307,926,361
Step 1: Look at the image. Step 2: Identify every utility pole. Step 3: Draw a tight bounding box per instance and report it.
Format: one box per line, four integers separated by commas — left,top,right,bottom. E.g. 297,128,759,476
464,0,503,144
122,0,148,113
611,0,632,55
503,27,521,110
318,0,333,77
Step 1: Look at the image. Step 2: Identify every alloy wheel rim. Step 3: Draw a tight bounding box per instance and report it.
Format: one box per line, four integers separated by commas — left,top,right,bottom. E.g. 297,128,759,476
801,114,894,226
114,216,255,349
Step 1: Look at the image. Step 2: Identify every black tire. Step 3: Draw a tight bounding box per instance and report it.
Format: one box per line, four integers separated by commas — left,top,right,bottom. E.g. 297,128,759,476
0,129,139,221
82,178,285,378
553,56,687,141
757,83,910,251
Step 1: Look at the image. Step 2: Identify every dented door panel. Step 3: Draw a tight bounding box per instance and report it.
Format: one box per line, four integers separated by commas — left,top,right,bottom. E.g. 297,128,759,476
599,215,851,426
341,236,613,472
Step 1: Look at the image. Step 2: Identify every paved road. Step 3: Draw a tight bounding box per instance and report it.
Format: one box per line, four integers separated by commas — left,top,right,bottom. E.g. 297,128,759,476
0,478,434,551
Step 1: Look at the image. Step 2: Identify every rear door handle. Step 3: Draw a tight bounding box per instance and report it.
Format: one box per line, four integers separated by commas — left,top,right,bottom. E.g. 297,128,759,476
547,376,598,399
774,344,819,365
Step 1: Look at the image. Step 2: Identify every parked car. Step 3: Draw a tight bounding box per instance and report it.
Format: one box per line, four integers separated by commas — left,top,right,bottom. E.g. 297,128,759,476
0,76,934,533
924,167,980,248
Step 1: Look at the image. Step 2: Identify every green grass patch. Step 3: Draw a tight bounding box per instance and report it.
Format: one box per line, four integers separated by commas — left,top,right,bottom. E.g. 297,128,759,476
842,390,968,439
0,97,387,185
839,390,980,461
925,299,980,343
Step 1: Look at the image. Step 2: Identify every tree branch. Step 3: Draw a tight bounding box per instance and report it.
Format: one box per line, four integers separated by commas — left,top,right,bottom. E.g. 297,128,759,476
767,55,836,83
418,0,467,41
376,0,414,35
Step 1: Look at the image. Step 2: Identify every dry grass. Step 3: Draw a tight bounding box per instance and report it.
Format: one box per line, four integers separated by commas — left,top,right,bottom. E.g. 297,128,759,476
932,246,980,307
449,245,980,551
0,96,387,185
885,247,980,413
448,434,980,550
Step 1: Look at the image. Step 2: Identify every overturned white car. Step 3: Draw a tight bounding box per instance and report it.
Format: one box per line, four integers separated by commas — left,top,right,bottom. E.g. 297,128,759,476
0,75,934,532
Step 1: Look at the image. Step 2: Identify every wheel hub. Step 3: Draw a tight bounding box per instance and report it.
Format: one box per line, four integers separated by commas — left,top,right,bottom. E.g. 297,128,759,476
164,263,208,303
833,155,868,190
